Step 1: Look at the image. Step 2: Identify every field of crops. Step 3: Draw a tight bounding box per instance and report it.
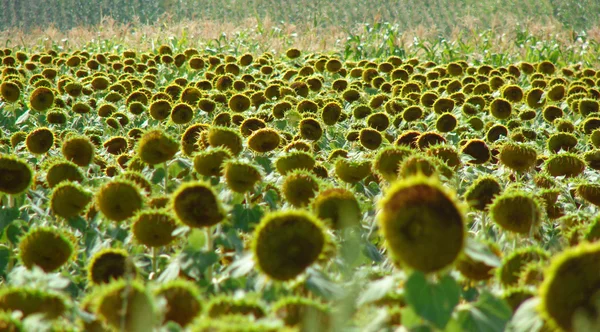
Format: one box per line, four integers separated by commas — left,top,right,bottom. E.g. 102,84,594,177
2,23,600,331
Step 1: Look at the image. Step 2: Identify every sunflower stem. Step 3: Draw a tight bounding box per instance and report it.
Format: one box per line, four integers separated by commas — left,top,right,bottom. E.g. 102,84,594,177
480,211,488,239
152,246,158,275
6,195,13,208
205,226,214,284
163,161,169,194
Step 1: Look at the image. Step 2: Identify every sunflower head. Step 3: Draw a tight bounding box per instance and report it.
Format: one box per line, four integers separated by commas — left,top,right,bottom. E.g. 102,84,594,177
0,287,68,319
247,128,281,153
499,142,538,172
93,280,156,331
61,135,95,167
87,248,137,285
95,179,144,222
29,87,55,112
312,187,361,230
273,296,330,329
498,246,549,286
282,170,320,207
155,279,202,327
252,210,326,281
335,158,371,183
275,151,316,175
0,156,33,195
539,242,600,331
136,129,179,165
193,147,232,177
171,181,226,228
223,160,262,193
377,175,465,273
50,181,92,219
19,227,74,272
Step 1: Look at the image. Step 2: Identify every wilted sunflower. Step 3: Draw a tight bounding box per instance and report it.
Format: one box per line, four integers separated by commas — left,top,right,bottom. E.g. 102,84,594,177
93,280,156,331
171,181,226,228
282,170,320,207
539,242,600,331
0,156,33,195
95,179,144,222
312,188,361,230
223,160,262,193
464,175,502,211
155,279,202,327
0,287,67,319
377,175,465,273
19,227,74,272
136,129,179,165
275,151,316,175
545,153,586,178
0,80,21,103
50,181,92,219
62,135,95,167
335,158,371,183
253,210,326,281
29,86,54,112
207,126,244,156
247,128,280,153
46,159,84,188
489,191,542,235
87,248,136,284
193,147,232,177
499,142,537,172
132,209,177,247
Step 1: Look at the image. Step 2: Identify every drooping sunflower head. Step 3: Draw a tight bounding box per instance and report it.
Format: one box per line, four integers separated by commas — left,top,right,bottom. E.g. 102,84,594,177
25,127,54,155
136,129,179,165
155,279,202,327
281,170,320,208
498,246,549,286
377,175,465,273
223,160,262,193
29,86,55,112
171,181,226,228
498,142,538,173
539,242,600,331
93,279,156,331
0,156,33,195
61,135,95,167
87,248,136,285
464,175,502,211
0,287,68,319
252,210,326,281
193,147,232,178
95,179,144,222
19,227,75,272
131,208,177,247
50,181,93,219
312,187,361,230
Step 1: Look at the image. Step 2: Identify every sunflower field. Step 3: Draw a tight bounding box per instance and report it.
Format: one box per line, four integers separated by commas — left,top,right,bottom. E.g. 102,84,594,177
1,26,600,332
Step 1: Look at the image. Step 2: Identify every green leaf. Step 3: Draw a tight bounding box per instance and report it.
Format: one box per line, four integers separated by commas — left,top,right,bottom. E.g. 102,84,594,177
151,167,166,185
405,272,460,330
0,206,20,236
450,291,513,332
505,297,544,332
231,204,263,232
357,276,395,306
187,229,206,250
180,248,218,279
464,238,501,267
305,268,342,300
0,245,10,277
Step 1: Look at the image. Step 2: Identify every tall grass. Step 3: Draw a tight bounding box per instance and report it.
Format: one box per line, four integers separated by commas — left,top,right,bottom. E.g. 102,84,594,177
1,0,599,34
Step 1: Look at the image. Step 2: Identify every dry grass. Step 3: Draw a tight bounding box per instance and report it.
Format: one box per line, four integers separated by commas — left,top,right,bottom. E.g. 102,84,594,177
1,15,598,60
